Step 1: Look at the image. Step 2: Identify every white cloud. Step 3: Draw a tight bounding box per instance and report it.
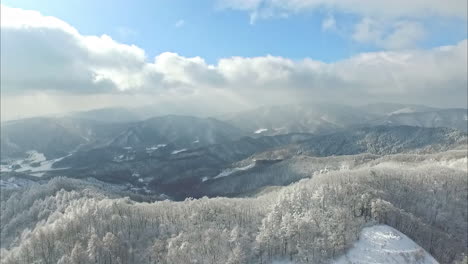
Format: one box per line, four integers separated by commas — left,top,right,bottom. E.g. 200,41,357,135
1,4,77,33
153,52,224,88
217,0,468,20
383,21,426,50
321,15,336,32
1,5,151,93
214,40,467,106
352,18,383,44
175,19,185,28
352,18,426,50
218,0,464,50
1,5,467,119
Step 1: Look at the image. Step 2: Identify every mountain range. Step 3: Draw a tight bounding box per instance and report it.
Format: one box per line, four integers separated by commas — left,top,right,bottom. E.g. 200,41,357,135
1,103,466,200
2,103,466,160
1,103,467,264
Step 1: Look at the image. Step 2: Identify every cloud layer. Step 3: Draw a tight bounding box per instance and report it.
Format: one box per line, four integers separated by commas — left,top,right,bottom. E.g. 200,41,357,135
352,19,427,50
218,0,468,22
219,0,466,50
1,5,467,119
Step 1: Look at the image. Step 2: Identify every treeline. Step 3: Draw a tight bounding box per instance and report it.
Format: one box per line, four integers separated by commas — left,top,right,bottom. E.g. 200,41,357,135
1,151,467,263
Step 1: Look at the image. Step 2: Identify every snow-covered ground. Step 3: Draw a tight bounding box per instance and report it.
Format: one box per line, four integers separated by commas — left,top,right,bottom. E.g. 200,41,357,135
254,128,269,134
320,115,338,125
436,157,468,171
114,147,138,162
334,225,439,264
24,150,47,163
0,150,70,177
0,177,37,189
171,149,187,155
1,150,46,173
389,107,418,115
213,163,255,179
201,163,256,182
273,225,439,264
371,156,467,172
146,144,167,154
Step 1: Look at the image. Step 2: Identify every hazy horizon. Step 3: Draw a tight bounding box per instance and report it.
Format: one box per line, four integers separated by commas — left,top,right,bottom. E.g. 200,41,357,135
2,100,468,122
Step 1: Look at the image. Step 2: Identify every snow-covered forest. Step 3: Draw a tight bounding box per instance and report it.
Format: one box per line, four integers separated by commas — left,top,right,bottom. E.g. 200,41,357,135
2,1,468,263
1,149,467,264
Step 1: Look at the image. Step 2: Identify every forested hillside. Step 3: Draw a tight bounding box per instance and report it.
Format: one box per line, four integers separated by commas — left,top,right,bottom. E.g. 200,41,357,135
1,150,466,264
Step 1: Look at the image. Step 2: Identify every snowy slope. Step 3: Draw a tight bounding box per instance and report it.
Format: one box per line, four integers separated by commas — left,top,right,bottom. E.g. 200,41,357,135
213,163,255,179
0,150,71,177
334,225,439,264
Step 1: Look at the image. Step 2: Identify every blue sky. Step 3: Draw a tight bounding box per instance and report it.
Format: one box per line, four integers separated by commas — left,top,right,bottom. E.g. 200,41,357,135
3,0,466,64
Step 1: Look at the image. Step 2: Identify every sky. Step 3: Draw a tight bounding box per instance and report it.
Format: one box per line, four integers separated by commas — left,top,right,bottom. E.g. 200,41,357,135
1,0,467,120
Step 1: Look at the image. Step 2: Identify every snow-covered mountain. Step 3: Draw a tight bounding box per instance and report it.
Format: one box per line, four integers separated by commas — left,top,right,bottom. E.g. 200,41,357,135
3,103,465,162
222,103,467,135
109,115,247,149
222,103,376,135
8,125,460,200
372,108,468,131
0,115,245,161
65,107,145,123
202,148,467,197
358,103,437,116
0,117,134,159
1,148,466,264
1,117,90,159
